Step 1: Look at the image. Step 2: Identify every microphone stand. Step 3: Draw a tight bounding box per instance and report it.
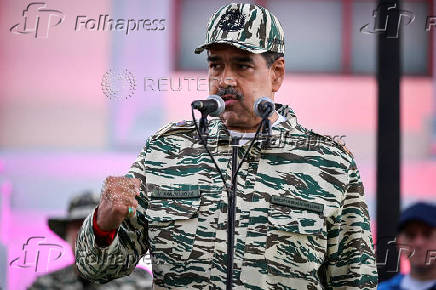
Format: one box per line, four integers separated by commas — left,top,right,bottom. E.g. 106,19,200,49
261,117,272,136
260,108,273,148
198,110,209,144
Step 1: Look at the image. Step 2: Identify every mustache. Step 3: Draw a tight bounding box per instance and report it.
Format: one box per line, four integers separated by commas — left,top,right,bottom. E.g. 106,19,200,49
216,87,243,100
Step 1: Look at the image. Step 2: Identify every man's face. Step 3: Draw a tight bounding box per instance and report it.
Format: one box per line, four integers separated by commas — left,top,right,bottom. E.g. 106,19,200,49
207,44,280,131
398,221,436,269
66,220,84,255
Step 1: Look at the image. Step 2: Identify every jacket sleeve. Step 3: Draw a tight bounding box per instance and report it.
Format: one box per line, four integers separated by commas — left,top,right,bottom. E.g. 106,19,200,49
325,158,378,289
74,143,150,283
27,275,51,290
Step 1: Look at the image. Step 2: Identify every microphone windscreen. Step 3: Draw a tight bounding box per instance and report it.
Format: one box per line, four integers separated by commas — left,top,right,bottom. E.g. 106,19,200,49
254,97,274,118
207,95,225,117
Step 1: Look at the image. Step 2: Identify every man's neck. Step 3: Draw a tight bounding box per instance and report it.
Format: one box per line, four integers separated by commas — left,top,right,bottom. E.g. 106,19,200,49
410,266,436,281
225,111,279,133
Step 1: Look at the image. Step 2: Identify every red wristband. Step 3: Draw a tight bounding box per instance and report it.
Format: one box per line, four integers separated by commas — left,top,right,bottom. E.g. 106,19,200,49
92,207,117,247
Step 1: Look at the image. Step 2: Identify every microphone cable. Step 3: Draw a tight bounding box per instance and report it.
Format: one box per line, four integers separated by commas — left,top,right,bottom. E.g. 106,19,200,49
191,106,263,190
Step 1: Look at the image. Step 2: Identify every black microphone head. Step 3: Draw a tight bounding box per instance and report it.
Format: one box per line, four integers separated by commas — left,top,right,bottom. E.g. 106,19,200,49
254,97,274,118
207,95,225,117
191,100,203,110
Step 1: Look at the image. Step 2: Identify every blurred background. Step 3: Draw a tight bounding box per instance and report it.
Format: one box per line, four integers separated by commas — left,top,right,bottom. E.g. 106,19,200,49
0,0,435,289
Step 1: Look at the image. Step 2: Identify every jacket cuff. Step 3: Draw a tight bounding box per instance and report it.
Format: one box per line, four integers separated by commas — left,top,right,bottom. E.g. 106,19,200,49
92,207,117,247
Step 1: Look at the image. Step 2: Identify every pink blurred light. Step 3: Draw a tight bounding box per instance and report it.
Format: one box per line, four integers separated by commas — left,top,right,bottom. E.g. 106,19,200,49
402,162,436,198
7,211,74,290
2,152,137,179
0,181,12,244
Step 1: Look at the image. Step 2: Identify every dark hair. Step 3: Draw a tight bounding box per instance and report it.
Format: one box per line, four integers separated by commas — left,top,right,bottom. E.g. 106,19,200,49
261,51,284,67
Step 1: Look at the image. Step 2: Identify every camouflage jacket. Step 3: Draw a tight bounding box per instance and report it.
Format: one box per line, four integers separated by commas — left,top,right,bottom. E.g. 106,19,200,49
75,103,378,289
27,264,152,290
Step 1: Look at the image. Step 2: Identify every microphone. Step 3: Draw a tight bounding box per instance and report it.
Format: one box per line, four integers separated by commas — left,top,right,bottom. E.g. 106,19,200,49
254,97,274,119
191,95,225,117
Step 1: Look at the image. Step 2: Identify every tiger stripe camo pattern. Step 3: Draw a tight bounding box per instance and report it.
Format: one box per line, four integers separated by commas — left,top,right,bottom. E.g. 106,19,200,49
75,103,378,289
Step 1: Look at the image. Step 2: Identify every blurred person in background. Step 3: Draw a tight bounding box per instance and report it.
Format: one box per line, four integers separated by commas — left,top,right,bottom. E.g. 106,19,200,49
28,191,152,290
378,202,436,290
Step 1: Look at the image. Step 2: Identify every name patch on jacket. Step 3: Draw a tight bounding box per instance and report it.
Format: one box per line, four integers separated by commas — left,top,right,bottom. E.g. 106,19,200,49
271,196,324,214
151,189,200,199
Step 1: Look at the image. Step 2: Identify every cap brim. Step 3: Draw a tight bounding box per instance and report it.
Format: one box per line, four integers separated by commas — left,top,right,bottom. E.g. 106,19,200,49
194,40,268,54
398,215,436,232
48,218,84,240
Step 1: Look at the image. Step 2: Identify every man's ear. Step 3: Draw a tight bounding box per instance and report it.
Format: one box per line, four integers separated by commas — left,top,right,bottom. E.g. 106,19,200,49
271,57,285,93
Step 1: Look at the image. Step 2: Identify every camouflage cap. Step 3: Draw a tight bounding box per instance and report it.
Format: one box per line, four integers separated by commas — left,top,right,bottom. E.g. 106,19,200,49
194,3,285,54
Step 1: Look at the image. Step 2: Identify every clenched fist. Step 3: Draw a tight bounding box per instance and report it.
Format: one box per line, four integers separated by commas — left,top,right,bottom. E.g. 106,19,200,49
96,176,141,231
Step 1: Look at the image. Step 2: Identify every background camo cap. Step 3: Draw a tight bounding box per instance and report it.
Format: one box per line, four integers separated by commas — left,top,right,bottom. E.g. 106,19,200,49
48,190,99,240
194,3,285,54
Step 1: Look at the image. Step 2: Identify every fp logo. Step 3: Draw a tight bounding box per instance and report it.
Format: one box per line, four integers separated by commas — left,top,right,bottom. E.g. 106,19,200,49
9,236,64,272
10,2,64,39
360,2,415,38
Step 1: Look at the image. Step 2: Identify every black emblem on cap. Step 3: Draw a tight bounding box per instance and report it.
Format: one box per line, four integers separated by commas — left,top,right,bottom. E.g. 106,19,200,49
218,10,245,32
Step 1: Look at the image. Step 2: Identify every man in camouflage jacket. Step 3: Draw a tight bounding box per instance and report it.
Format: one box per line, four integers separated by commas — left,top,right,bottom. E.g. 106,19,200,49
75,3,378,289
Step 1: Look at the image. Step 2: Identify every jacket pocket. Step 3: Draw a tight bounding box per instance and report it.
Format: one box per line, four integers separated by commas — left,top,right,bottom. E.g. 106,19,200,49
265,202,327,278
145,196,201,264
